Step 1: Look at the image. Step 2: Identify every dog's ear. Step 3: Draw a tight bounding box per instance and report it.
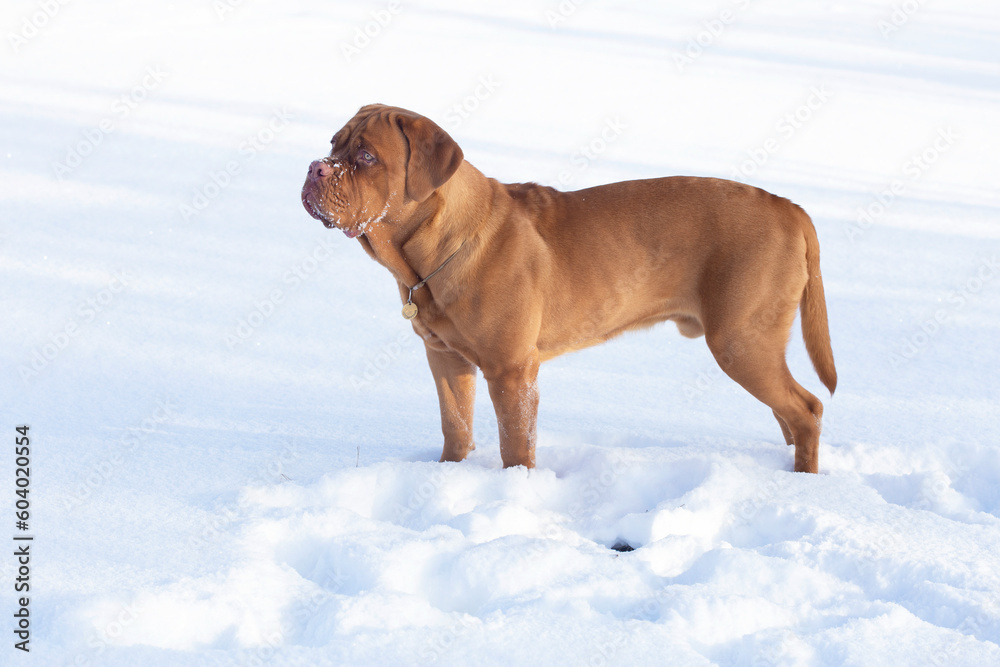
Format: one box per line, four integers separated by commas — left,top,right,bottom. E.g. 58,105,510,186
396,114,464,202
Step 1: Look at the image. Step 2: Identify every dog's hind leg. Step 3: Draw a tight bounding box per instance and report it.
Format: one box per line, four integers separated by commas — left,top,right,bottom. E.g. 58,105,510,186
773,409,794,446
705,326,824,474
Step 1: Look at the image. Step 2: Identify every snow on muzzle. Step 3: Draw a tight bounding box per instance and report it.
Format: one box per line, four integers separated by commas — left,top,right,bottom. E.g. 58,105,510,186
301,159,356,236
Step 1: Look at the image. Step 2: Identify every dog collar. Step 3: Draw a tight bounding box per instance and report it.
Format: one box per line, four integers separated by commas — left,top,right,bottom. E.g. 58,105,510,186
402,241,466,320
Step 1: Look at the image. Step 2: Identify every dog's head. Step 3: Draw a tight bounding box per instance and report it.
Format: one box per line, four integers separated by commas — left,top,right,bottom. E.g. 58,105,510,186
301,104,464,238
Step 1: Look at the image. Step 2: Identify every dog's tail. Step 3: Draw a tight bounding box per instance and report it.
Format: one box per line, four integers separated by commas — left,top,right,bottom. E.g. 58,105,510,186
799,211,837,395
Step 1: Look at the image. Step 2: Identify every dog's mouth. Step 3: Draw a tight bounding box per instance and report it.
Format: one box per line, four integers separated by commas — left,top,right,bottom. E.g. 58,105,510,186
302,190,358,237
300,190,326,223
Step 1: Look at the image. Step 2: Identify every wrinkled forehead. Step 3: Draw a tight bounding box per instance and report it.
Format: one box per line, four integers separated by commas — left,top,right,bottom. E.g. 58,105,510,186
330,105,404,153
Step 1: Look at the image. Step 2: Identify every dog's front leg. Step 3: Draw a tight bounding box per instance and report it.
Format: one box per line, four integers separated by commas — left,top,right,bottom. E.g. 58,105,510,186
484,351,540,469
425,345,477,462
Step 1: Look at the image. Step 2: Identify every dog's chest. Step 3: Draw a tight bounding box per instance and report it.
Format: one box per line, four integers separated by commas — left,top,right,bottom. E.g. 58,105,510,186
409,309,481,363
410,311,451,352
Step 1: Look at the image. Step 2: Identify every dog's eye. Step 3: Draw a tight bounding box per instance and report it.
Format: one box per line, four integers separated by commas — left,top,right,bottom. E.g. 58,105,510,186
359,150,376,165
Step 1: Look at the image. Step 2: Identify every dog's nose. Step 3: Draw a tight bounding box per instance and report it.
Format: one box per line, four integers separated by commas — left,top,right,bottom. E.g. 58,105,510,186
308,160,332,182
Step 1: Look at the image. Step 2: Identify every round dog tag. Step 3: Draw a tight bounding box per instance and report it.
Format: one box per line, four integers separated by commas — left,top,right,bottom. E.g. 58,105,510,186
401,302,418,320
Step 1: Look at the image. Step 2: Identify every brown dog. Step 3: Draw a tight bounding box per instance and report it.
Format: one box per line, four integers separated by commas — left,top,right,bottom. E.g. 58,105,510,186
301,104,836,473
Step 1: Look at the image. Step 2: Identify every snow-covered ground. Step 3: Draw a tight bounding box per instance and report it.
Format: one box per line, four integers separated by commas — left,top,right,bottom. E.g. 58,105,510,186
2,0,1000,664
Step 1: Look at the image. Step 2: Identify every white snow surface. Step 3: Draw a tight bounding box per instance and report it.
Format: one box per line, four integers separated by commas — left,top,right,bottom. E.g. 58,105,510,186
3,0,1000,665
